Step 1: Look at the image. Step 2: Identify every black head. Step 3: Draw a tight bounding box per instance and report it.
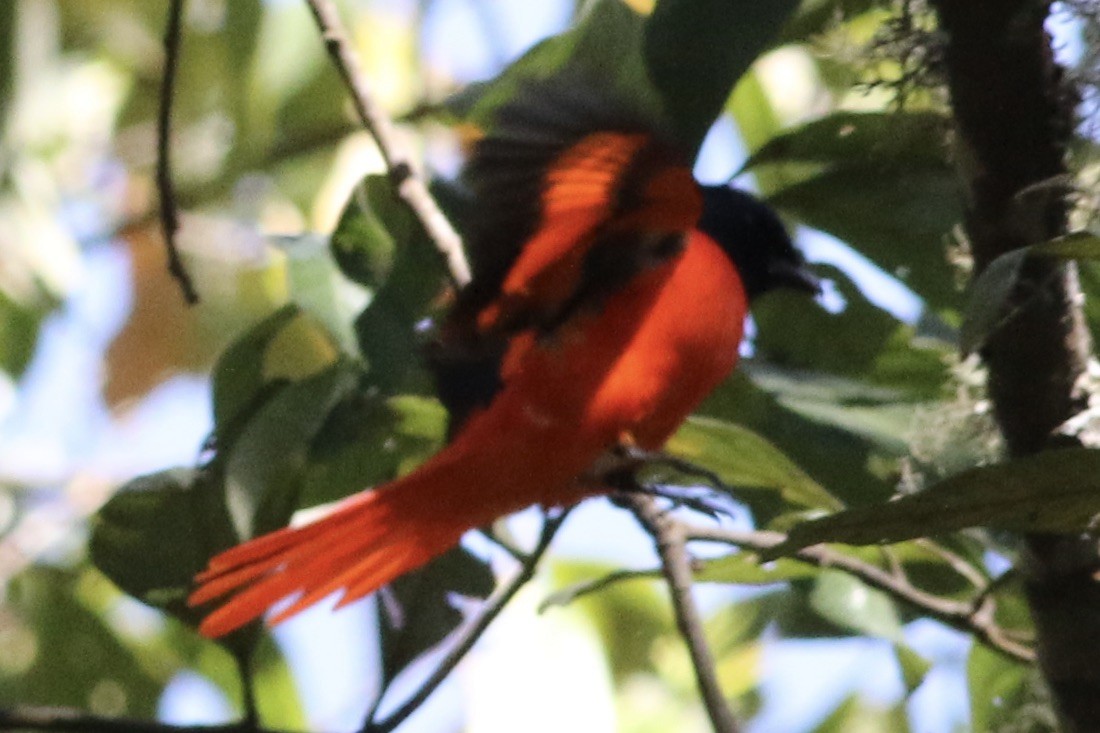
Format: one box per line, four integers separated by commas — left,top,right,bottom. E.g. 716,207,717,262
697,186,820,301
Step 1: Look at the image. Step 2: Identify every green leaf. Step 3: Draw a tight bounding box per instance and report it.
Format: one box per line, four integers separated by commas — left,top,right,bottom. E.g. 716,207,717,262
697,372,898,512
0,567,164,715
1038,230,1100,259
225,360,361,539
0,288,45,378
550,560,672,682
337,175,448,393
666,415,843,510
330,175,415,289
300,393,447,508
90,469,237,628
808,569,901,640
212,304,300,430
377,547,494,687
779,447,1100,553
452,0,655,128
644,0,800,151
696,551,815,585
893,642,931,695
968,643,1048,733
813,695,911,733
961,232,1100,354
958,248,1029,355
751,266,898,379
745,111,951,170
748,111,963,310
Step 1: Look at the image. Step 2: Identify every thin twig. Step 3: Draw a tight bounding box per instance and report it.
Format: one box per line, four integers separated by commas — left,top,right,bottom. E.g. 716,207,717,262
626,495,741,733
538,568,660,612
363,510,571,733
304,0,471,288
156,0,199,304
0,706,292,733
686,524,1035,663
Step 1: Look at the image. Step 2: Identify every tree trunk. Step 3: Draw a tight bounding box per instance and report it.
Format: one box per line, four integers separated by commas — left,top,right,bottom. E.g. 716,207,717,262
929,1,1099,729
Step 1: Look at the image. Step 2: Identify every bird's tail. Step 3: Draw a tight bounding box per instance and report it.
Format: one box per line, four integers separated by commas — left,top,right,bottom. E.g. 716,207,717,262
189,473,474,638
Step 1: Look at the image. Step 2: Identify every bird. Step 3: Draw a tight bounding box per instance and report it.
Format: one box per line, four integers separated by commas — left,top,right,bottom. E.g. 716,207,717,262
188,73,819,638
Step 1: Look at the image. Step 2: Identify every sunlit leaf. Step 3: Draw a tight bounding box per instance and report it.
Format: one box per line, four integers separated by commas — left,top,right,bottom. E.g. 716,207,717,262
809,569,901,640
666,415,842,510
968,643,1049,733
225,359,361,539
893,642,931,695
697,372,897,511
696,551,815,585
300,393,447,508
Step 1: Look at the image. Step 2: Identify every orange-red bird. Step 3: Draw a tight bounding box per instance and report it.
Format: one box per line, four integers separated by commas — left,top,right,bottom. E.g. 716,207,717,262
189,76,818,638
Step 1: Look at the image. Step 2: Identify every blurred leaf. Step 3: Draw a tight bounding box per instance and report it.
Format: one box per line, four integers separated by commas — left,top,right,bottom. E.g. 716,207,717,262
645,0,800,151
551,560,672,682
0,0,14,123
225,359,361,539
779,448,1100,553
745,111,950,170
893,642,931,695
251,633,308,729
776,0,881,45
377,546,494,687
697,551,815,584
959,248,1029,355
458,0,653,127
300,393,447,508
331,175,414,289
211,304,300,430
1039,231,1100,259
0,567,162,715
961,232,1100,354
752,267,898,380
809,569,901,640
813,695,911,733
336,175,447,394
0,288,45,378
90,468,236,629
968,643,1051,733
697,372,898,512
749,112,963,310
667,415,842,510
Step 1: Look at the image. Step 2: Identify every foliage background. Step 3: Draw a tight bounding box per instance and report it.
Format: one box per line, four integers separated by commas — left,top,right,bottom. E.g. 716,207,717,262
0,1,1096,732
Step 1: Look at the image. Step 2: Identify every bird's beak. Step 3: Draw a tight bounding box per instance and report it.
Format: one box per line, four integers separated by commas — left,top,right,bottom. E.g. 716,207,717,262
770,261,822,296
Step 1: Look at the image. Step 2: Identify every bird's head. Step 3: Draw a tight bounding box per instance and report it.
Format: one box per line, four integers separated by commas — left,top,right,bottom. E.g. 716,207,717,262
698,185,820,301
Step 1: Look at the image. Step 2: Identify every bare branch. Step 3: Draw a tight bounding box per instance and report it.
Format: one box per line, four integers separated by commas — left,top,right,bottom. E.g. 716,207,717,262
363,510,570,733
304,0,471,288
686,523,1035,663
626,495,741,733
156,0,200,304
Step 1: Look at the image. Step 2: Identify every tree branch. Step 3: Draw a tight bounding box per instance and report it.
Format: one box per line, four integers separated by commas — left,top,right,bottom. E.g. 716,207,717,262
156,0,200,304
303,0,471,289
625,495,741,733
363,510,570,733
684,523,1035,664
930,1,1099,727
